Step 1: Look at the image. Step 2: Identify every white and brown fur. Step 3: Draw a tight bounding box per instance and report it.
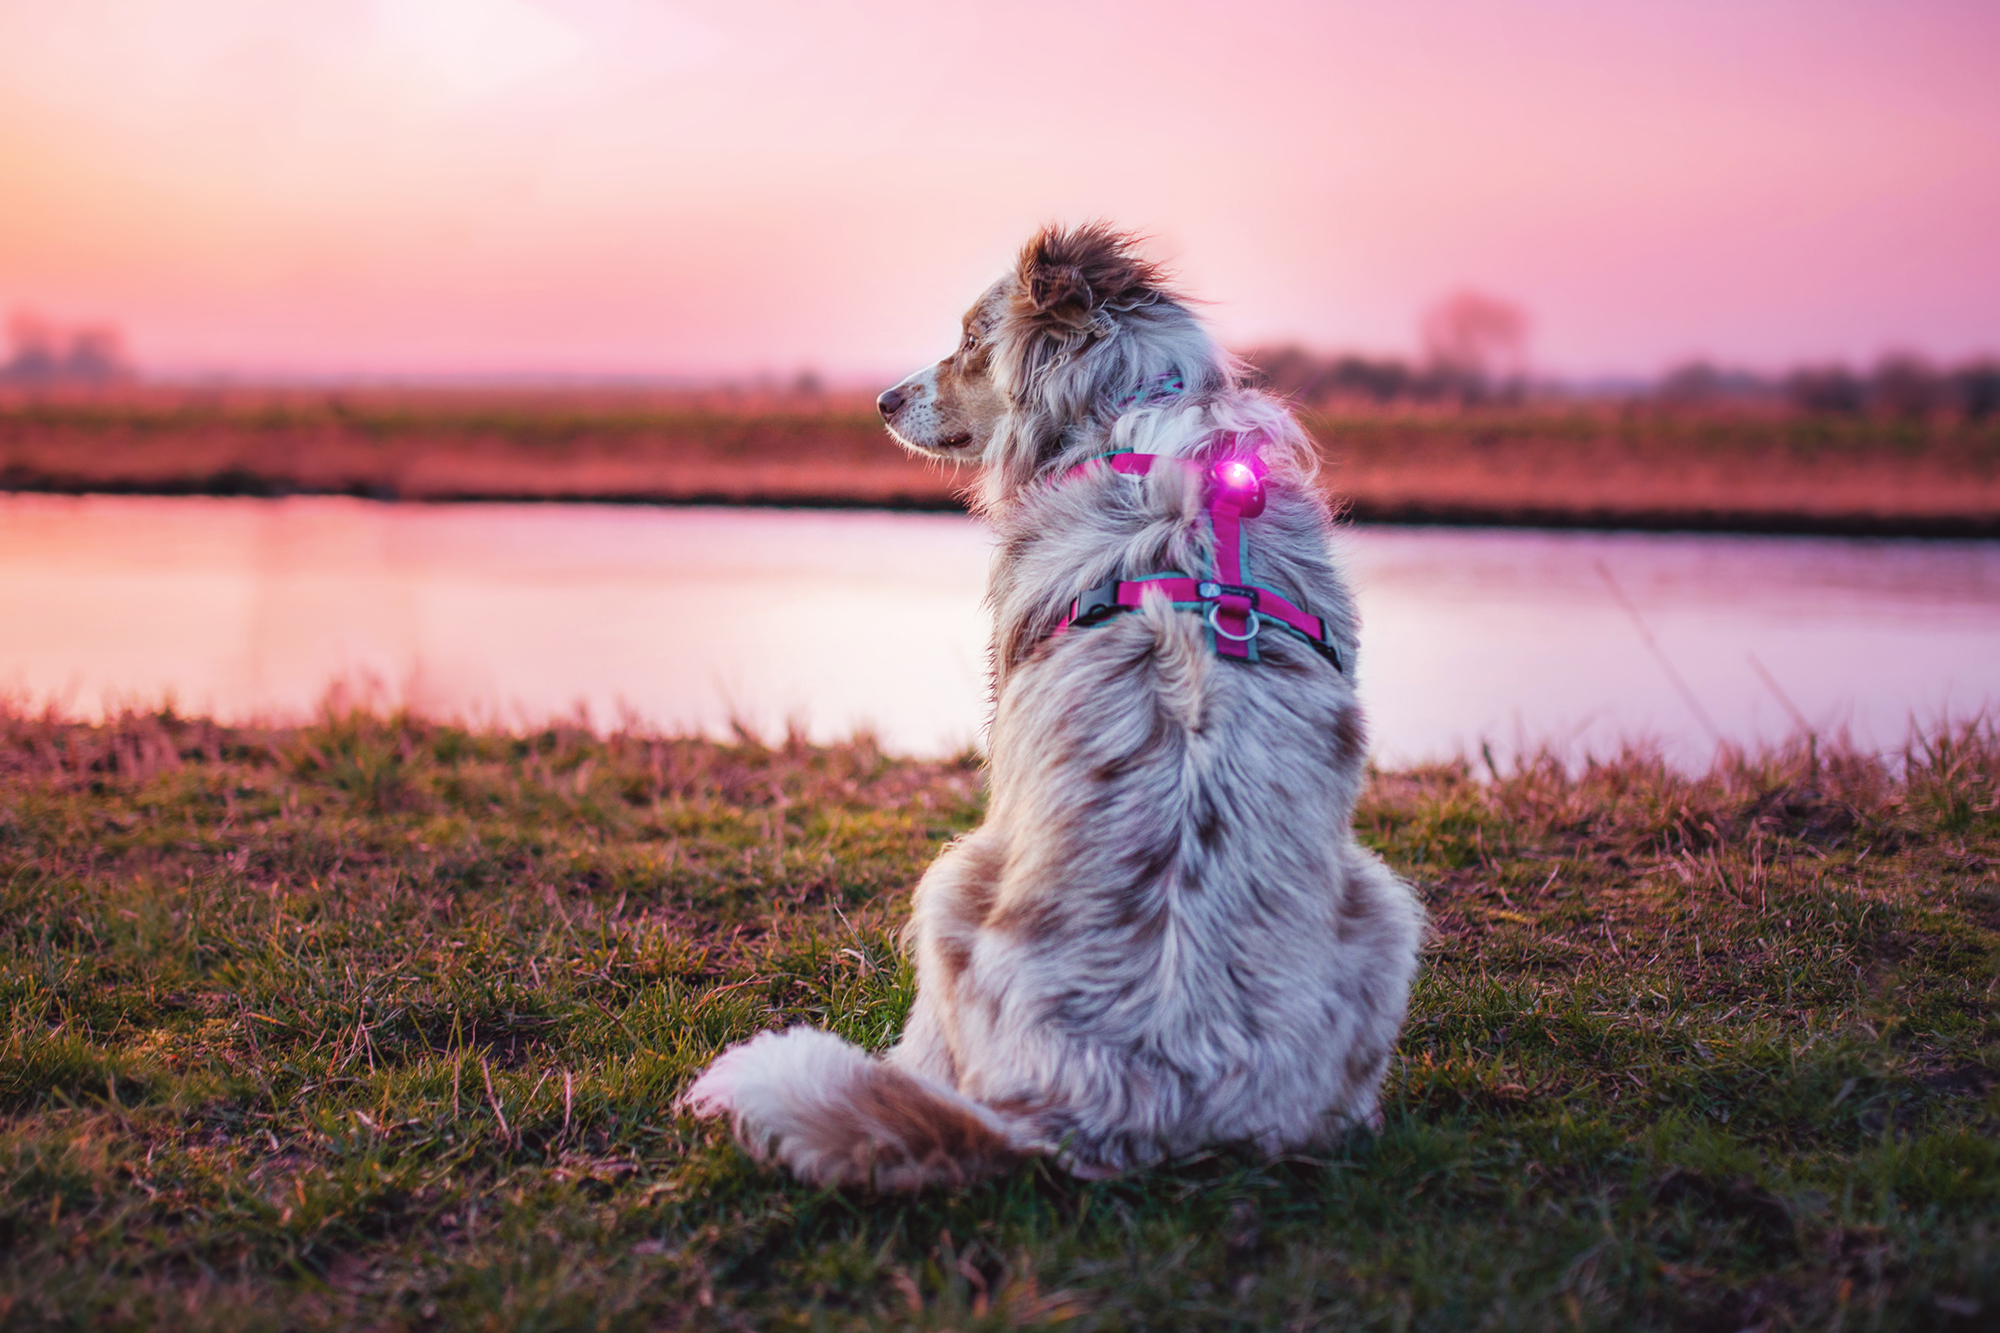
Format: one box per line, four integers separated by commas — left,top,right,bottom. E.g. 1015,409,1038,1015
681,224,1424,1189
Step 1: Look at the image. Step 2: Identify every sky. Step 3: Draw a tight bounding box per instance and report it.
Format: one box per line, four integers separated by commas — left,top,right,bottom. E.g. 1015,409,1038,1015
1,0,1997,381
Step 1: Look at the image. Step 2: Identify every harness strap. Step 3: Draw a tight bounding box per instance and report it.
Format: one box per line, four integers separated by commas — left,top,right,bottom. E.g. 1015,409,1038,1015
1116,372,1187,408
1209,487,1253,659
1071,451,1156,479
1051,447,1343,671
1056,575,1342,668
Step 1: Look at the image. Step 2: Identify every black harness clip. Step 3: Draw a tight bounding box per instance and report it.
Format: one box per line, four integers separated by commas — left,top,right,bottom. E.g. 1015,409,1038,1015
1068,581,1125,627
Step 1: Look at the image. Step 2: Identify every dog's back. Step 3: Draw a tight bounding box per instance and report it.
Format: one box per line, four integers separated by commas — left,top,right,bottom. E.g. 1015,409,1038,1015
684,226,1424,1186
917,419,1422,1172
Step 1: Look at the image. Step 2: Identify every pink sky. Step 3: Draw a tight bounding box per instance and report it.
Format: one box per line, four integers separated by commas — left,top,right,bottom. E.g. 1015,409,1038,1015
2,0,1996,380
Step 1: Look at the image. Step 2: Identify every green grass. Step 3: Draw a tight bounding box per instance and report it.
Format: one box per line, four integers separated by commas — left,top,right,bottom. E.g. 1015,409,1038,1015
1,706,1995,1330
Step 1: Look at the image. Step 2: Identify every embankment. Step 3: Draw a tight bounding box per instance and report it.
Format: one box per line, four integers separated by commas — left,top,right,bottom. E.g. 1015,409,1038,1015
5,389,1997,536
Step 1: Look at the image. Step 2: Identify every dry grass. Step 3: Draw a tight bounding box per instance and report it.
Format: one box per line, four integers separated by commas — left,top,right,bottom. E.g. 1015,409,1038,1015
0,388,953,508
0,704,1995,1329
4,390,1998,532
1308,402,2000,531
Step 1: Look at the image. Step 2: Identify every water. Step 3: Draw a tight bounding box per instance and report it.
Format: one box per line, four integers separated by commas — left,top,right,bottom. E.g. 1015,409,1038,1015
3,494,1996,767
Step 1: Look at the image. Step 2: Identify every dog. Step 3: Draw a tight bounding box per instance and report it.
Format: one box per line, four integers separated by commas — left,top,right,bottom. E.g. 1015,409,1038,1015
681,224,1424,1189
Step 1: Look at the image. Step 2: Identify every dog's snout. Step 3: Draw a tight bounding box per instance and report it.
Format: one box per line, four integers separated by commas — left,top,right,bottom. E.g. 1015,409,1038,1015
877,387,906,418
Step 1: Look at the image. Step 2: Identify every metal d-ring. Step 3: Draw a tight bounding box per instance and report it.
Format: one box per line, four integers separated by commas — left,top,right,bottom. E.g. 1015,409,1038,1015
1207,603,1261,642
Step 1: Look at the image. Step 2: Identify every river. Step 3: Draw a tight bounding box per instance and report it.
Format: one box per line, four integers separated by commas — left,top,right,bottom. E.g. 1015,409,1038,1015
3,494,1996,768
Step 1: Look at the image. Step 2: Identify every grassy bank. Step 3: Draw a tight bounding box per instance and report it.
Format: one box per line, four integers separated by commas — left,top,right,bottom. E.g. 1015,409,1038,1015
0,390,942,511
1310,404,2000,535
4,389,1999,533
1,707,1996,1329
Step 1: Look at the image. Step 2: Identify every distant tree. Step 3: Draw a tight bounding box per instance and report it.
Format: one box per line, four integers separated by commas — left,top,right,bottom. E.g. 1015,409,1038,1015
1420,290,1528,401
1324,354,1414,403
3,312,61,382
64,327,131,383
1,310,133,386
1784,364,1864,414
1240,345,1323,400
1870,353,1940,418
1948,360,2000,421
1657,360,1777,405
1658,360,1725,405
1240,346,1420,406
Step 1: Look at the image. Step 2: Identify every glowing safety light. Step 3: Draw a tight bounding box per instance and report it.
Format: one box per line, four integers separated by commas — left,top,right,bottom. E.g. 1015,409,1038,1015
1209,453,1268,516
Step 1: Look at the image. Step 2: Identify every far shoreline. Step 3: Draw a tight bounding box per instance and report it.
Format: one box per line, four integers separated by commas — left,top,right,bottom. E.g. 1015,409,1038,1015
6,389,1997,540
5,473,2000,540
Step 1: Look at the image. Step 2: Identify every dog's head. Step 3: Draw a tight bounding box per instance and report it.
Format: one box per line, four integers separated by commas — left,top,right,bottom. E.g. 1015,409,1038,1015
879,224,1224,503
874,275,1012,462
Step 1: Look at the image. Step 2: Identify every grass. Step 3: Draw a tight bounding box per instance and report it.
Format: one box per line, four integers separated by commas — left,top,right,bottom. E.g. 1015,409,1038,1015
0,389,929,509
0,705,1996,1330
5,389,1999,531
1297,403,2000,533
1304,400,2000,468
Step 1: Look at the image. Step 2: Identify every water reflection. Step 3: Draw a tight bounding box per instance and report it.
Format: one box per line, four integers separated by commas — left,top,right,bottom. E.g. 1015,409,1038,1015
1348,527,2000,766
2,494,1996,767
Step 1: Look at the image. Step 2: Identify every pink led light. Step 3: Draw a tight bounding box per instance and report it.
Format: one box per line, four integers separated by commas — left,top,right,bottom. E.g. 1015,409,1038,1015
1205,449,1268,515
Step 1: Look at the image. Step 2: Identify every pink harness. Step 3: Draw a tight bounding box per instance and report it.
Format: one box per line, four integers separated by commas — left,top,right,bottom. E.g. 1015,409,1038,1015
1050,444,1344,670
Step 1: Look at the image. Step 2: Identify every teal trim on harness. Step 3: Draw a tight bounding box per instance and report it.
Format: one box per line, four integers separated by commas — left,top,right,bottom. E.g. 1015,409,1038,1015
1116,373,1187,410
1051,445,1344,672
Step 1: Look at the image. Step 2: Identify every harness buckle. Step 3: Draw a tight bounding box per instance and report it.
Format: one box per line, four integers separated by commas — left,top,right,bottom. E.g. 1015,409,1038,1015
1196,581,1261,607
1068,580,1124,627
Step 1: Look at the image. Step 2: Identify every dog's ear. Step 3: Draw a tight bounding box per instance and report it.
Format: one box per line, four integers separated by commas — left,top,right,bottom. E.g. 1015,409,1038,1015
1024,258,1096,332
1014,223,1162,334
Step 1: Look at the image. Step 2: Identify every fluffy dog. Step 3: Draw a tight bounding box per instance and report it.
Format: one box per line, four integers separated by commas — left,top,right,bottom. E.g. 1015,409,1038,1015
682,224,1424,1189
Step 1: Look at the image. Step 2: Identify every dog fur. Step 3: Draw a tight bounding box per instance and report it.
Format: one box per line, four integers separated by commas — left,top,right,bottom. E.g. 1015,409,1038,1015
681,224,1424,1188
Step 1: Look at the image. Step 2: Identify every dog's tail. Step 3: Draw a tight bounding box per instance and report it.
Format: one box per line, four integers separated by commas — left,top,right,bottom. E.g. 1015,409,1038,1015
677,1027,1042,1191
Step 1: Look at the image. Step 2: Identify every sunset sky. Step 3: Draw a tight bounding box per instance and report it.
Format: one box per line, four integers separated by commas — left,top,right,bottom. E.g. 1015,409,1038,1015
2,0,1996,381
